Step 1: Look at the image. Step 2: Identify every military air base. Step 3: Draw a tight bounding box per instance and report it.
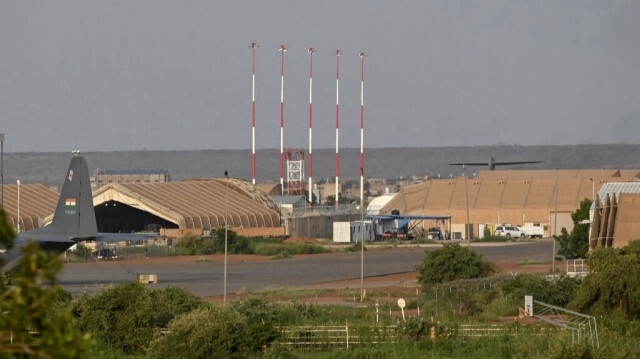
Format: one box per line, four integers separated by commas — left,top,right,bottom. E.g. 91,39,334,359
3,1,640,358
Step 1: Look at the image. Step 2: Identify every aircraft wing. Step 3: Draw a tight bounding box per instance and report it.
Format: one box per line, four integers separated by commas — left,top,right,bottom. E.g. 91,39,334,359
492,160,543,165
93,233,160,243
448,162,487,166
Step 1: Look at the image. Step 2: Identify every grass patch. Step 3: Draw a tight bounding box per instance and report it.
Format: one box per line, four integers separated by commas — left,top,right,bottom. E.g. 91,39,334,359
412,237,438,244
271,250,291,260
472,235,510,242
194,257,211,263
253,242,329,256
344,242,367,252
517,259,547,266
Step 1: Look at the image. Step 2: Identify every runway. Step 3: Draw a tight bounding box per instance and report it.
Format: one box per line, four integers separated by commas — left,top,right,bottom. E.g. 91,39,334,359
58,241,555,297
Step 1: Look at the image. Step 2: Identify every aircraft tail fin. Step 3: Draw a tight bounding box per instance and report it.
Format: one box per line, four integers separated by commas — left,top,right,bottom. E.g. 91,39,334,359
37,155,97,239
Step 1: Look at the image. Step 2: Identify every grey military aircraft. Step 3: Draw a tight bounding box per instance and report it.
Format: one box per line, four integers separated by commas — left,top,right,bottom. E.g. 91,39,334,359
448,156,543,171
1,153,150,272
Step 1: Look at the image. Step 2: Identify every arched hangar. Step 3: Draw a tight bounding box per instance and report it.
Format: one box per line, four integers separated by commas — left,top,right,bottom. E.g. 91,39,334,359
91,178,282,237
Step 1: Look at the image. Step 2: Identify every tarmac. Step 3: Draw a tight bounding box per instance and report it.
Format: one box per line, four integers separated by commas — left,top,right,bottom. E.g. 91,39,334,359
58,240,555,297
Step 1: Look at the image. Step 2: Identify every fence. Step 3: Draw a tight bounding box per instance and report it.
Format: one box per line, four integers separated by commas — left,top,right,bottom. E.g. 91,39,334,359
276,325,397,350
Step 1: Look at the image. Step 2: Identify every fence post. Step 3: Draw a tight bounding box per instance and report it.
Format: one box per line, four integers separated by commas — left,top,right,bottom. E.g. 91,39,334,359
346,320,349,349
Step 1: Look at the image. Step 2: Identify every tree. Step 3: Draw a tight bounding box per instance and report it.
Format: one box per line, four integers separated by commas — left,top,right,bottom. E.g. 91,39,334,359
415,243,496,289
571,241,640,319
555,198,592,259
0,210,92,358
325,194,356,206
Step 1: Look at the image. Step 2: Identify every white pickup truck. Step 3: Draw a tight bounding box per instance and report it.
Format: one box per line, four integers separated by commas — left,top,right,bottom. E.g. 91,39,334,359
520,226,544,238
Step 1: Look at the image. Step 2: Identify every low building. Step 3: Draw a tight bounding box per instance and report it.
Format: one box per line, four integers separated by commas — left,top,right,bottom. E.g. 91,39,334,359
589,182,640,249
92,169,170,189
382,169,640,239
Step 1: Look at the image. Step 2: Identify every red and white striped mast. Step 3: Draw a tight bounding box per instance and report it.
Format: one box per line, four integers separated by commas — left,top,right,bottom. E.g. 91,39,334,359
307,47,316,209
359,52,366,210
335,50,342,208
279,44,287,194
250,42,258,185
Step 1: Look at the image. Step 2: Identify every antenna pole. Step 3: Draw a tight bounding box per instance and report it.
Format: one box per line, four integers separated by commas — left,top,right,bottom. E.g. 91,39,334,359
335,50,342,208
250,42,258,185
359,52,366,211
307,47,315,209
279,45,287,195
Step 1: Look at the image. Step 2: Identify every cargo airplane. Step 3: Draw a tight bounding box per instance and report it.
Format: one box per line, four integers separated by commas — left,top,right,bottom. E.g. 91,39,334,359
449,157,543,171
1,152,152,272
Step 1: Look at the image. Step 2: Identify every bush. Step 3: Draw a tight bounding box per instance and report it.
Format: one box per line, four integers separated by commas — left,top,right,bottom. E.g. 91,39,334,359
501,274,581,308
0,242,92,359
68,242,92,259
571,242,640,319
177,234,217,255
72,283,204,354
253,242,329,256
213,228,250,254
416,243,497,289
147,306,252,359
234,297,281,351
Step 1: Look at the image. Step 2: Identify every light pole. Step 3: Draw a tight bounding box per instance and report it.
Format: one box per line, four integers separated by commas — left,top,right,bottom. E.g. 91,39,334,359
1,133,4,211
223,170,229,304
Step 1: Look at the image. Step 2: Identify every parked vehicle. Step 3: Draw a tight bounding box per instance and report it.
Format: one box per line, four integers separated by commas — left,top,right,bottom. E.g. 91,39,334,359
427,227,443,240
520,225,544,238
494,226,525,238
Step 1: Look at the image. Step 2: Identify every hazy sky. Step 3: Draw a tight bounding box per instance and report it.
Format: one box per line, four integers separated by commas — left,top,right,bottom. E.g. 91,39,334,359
1,1,639,153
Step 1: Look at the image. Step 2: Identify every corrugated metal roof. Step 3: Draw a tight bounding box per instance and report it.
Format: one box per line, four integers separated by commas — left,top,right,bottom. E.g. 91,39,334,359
1,184,59,231
92,178,281,230
271,195,306,206
591,182,640,210
96,169,169,175
366,195,395,215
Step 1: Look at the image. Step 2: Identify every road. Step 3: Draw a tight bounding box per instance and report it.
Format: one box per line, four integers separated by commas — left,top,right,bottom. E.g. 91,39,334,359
58,241,555,297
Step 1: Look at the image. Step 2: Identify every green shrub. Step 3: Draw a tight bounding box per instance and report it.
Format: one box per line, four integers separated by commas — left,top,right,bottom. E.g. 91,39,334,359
0,242,92,359
213,228,250,254
68,242,92,259
571,242,640,318
345,242,366,252
472,235,509,242
264,343,298,359
254,242,329,256
177,234,217,255
234,297,281,351
72,283,204,354
501,274,581,308
416,243,497,289
147,306,251,359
